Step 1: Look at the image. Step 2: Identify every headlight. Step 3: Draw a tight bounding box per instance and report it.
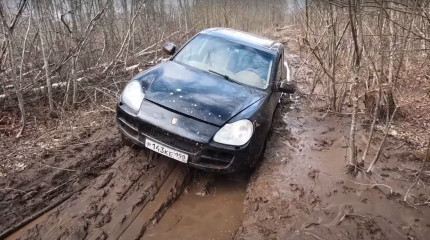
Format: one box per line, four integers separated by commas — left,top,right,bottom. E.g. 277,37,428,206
121,80,145,112
213,120,254,146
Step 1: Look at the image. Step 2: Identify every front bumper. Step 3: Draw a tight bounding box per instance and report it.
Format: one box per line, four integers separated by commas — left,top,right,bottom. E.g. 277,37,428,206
116,101,260,173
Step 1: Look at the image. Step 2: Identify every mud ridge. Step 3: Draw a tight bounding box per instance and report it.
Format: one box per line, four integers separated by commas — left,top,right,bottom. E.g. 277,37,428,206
0,127,123,237
120,164,190,240
6,146,192,240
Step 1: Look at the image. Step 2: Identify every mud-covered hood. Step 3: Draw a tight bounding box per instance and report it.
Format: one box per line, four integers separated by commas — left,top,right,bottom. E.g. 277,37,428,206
139,61,266,126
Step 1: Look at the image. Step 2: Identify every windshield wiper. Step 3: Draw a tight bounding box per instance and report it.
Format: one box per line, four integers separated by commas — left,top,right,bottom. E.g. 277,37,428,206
208,69,253,93
209,69,231,80
209,70,241,85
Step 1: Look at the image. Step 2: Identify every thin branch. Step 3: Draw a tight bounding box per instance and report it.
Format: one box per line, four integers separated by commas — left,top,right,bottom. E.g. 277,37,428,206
404,140,430,204
366,106,398,173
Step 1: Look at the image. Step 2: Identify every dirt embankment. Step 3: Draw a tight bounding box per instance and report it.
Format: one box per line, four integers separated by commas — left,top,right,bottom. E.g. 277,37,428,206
234,47,430,240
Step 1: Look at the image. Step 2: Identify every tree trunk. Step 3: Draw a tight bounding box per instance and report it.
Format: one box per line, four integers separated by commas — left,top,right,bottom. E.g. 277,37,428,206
0,0,28,137
347,0,362,171
366,107,398,172
72,57,78,106
379,90,396,122
388,3,394,84
36,0,55,114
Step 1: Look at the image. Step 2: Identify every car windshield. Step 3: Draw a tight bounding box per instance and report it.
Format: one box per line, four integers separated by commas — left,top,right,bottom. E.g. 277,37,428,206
173,34,275,90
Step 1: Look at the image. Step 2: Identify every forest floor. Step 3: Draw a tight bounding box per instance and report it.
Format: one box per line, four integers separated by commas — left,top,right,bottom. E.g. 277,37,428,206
1,30,430,240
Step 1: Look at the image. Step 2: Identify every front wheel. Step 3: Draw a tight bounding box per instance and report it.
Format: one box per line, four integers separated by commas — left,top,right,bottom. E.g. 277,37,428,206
229,167,253,182
229,138,267,181
256,138,267,163
121,134,135,148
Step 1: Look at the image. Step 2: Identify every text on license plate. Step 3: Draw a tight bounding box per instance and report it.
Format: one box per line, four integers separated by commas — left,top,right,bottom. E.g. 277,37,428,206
145,139,188,163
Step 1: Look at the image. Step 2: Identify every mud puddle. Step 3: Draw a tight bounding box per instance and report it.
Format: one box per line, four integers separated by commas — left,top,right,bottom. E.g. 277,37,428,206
234,44,430,239
142,173,247,240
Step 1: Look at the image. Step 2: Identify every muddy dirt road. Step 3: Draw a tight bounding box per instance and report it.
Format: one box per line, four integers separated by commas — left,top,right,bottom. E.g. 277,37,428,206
2,145,247,240
4,143,188,239
2,37,430,240
3,153,247,240
142,175,246,240
1,120,247,240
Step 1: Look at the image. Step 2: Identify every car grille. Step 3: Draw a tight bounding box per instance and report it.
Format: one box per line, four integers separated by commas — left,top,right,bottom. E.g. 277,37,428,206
117,111,138,139
201,149,234,163
118,113,234,167
139,122,204,154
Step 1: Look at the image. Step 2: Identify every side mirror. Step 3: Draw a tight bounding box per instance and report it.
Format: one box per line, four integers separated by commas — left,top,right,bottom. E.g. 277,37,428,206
162,42,177,55
277,81,296,94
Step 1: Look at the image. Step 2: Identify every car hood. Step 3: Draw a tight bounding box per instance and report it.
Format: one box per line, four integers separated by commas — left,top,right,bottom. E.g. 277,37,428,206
142,61,267,126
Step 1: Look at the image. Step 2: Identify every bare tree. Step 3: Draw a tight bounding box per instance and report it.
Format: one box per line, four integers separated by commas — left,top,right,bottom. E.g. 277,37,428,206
298,0,430,170
0,0,295,135
346,0,362,170
35,0,55,114
0,0,28,137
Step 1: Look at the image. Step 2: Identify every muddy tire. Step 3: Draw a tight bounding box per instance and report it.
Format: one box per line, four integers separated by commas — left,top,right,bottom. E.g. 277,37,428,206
229,168,252,181
257,139,267,162
121,134,135,148
230,139,266,181
280,81,297,94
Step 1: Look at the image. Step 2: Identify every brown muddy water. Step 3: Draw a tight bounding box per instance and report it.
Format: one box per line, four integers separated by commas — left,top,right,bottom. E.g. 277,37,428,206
4,162,247,240
142,175,247,240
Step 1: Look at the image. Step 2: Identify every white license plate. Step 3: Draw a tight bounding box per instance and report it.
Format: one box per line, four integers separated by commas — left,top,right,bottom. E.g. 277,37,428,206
145,138,188,163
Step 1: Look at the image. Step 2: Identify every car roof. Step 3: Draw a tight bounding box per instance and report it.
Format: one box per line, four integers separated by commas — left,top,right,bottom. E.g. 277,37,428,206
199,28,282,55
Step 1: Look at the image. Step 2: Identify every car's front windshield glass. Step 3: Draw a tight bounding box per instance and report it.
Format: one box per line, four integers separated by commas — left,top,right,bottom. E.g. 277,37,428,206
173,34,275,90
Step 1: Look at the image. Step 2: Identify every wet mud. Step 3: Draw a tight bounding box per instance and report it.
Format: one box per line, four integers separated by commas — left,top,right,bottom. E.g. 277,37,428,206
2,124,245,240
6,151,190,240
1,126,122,238
234,52,430,240
142,174,246,240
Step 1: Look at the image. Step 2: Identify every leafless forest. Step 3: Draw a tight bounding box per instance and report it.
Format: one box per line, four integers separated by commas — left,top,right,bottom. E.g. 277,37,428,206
1,1,430,239
0,0,290,137
293,0,430,174
1,0,429,171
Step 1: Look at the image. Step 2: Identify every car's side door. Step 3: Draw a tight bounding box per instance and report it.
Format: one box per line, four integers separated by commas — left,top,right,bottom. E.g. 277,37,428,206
269,53,284,109
262,53,283,132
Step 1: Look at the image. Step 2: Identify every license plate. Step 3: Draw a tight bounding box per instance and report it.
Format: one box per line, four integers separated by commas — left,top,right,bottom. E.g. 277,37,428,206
145,138,188,163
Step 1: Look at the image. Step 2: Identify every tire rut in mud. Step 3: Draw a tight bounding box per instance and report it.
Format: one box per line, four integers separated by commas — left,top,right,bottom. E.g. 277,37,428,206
9,147,190,240
3,124,249,240
0,128,123,238
118,163,190,240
